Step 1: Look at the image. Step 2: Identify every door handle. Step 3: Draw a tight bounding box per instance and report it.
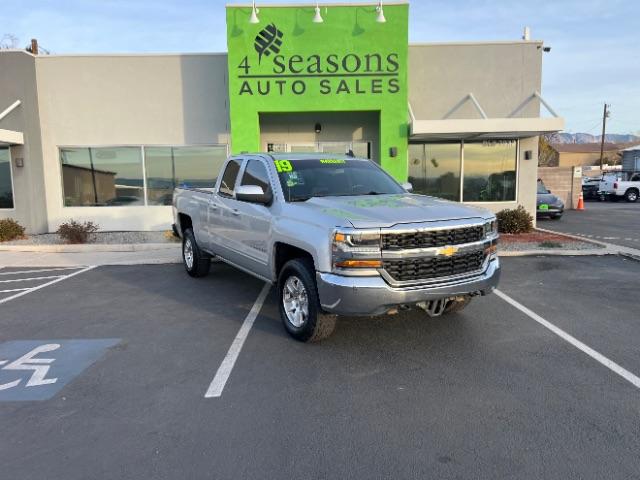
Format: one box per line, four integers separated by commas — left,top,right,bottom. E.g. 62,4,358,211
232,209,241,216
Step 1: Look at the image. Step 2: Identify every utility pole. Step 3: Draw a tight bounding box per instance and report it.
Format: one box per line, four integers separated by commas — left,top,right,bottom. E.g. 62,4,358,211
599,103,610,170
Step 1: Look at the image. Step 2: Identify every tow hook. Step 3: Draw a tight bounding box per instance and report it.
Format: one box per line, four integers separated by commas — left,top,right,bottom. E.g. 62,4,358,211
416,298,450,317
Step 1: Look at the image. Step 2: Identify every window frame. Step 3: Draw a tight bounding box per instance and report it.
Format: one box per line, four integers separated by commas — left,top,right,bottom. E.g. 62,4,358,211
218,158,243,198
0,147,16,210
58,144,229,208
143,144,229,205
461,139,519,204
240,158,273,194
407,139,519,204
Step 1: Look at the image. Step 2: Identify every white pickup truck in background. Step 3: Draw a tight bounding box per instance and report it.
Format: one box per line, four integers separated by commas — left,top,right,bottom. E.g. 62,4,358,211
599,172,640,202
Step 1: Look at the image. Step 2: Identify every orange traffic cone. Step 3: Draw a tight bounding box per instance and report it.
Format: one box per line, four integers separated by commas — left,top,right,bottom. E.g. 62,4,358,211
576,191,585,210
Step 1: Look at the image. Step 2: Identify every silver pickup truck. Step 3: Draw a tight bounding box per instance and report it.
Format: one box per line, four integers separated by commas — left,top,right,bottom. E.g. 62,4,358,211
173,153,500,342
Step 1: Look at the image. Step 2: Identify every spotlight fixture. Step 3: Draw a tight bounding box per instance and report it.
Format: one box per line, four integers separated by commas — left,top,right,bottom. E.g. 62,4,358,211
313,2,324,23
249,0,259,24
314,123,322,133
376,1,386,23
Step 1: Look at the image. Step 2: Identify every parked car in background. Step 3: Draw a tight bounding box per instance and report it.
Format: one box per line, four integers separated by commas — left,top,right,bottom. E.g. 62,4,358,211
537,179,564,219
582,176,601,200
599,172,640,202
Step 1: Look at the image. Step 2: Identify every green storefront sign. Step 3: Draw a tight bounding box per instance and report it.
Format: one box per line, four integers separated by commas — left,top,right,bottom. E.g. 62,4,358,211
226,2,409,180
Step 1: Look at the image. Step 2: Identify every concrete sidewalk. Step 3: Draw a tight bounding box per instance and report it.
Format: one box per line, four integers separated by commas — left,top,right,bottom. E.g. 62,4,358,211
1,235,639,268
0,245,181,267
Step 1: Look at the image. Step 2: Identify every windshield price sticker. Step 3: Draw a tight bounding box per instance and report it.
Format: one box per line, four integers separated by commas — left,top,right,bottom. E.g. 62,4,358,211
319,159,346,164
274,160,293,173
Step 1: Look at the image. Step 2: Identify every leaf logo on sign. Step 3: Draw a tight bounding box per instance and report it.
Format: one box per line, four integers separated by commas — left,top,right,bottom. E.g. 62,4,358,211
254,23,284,64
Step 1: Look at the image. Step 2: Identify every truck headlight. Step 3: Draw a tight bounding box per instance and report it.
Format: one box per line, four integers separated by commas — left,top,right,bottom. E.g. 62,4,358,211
332,231,382,270
484,219,498,238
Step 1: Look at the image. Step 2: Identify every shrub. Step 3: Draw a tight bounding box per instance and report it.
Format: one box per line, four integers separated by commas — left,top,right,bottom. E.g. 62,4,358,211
496,206,533,234
57,220,99,244
0,218,26,242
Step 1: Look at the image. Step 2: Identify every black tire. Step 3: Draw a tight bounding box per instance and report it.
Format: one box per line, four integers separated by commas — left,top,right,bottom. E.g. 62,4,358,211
277,258,336,342
182,229,211,278
443,296,472,314
625,189,639,203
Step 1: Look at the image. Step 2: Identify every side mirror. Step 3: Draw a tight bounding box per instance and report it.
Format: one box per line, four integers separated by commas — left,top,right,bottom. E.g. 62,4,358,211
547,189,552,194
401,182,413,192
235,185,272,205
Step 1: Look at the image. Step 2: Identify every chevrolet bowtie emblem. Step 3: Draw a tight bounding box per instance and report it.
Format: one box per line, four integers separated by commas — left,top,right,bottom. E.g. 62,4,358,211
438,245,459,257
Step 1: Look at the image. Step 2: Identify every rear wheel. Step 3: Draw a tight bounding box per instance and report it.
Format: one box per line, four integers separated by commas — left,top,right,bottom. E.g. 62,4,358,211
182,229,211,278
625,189,638,203
277,258,336,342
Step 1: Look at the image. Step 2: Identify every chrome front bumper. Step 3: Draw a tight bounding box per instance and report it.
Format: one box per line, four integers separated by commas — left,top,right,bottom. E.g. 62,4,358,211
316,257,500,316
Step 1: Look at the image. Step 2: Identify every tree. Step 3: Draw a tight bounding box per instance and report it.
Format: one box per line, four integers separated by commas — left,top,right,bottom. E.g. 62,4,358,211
538,133,559,167
0,34,19,49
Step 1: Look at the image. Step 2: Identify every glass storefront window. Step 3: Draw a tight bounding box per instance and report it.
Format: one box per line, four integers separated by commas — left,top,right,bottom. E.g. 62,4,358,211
60,147,144,206
145,146,227,205
0,148,14,209
463,141,517,202
408,143,461,201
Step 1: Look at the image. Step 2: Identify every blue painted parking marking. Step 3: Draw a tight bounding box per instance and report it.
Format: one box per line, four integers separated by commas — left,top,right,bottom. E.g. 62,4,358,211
0,339,119,401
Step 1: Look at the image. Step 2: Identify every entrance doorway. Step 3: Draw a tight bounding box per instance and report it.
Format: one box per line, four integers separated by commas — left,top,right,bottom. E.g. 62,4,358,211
259,111,380,163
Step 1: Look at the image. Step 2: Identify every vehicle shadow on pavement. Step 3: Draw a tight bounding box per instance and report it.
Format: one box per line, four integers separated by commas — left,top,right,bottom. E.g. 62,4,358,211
92,263,285,339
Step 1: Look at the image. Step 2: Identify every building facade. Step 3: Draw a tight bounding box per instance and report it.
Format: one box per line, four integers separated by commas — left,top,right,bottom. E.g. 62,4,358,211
0,1,563,234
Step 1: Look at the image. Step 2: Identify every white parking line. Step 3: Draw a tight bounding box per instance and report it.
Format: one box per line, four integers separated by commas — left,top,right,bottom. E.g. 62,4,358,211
0,267,83,276
0,288,31,294
495,289,640,390
0,266,96,305
205,283,271,398
0,275,63,284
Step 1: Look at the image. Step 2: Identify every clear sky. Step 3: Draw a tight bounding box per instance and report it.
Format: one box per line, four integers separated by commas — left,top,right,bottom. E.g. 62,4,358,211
1,0,638,135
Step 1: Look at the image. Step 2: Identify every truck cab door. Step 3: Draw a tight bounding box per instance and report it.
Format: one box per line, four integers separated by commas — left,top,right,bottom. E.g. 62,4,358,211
209,158,244,261
228,158,274,279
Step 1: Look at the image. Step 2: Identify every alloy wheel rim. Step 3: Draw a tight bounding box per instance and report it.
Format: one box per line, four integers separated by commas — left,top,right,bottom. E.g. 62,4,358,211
184,239,194,269
282,276,309,328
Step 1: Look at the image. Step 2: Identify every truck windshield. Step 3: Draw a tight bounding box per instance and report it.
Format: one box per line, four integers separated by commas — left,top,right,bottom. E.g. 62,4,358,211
273,158,405,202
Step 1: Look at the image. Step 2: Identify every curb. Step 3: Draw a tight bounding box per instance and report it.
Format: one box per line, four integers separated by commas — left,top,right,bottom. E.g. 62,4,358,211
498,248,615,257
535,227,611,248
537,226,640,260
618,252,640,263
0,243,180,253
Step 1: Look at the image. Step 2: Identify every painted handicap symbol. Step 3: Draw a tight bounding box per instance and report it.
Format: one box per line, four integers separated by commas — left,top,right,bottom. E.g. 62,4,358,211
0,343,60,391
0,339,119,401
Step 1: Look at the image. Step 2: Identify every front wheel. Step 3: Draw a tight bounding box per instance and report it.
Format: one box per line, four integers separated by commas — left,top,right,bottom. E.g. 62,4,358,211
625,189,638,203
277,258,336,342
182,229,211,278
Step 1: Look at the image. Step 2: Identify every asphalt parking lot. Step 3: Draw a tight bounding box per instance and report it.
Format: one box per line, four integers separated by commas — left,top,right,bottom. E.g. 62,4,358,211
538,200,640,249
1,256,639,479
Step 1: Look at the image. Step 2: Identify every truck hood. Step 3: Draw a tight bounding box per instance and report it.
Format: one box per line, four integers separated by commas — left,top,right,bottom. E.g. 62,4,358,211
299,194,492,228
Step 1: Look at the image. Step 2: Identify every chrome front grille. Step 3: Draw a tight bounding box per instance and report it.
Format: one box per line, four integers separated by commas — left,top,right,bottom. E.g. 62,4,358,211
381,226,484,250
382,250,486,283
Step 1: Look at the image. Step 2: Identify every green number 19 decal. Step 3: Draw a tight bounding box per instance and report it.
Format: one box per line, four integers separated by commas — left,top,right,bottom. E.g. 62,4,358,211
274,160,293,173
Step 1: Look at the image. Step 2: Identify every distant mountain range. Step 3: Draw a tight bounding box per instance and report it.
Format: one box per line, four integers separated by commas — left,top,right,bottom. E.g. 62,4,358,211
554,133,640,144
